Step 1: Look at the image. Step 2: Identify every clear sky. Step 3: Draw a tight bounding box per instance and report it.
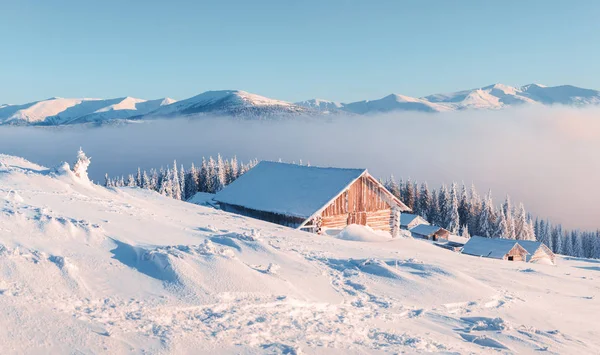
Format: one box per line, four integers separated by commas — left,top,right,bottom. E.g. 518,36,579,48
1,0,599,104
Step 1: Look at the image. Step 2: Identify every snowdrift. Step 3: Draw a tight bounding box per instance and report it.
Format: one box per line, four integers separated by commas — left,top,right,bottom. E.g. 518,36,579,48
1,154,599,354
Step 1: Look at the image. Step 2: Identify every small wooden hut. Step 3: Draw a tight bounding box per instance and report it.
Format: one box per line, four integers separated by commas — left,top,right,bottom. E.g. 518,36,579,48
400,213,429,230
213,161,411,234
517,240,556,265
409,224,450,241
461,236,529,262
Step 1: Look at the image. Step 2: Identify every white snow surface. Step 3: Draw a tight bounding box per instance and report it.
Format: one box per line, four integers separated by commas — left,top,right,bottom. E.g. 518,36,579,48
1,154,599,354
0,96,175,125
214,161,366,219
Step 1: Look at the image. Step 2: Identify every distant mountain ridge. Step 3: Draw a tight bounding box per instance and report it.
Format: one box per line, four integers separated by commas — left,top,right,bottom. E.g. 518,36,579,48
2,83,599,125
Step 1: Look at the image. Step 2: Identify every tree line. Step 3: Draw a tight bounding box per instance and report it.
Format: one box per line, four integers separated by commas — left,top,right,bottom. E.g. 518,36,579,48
383,176,600,259
104,155,258,201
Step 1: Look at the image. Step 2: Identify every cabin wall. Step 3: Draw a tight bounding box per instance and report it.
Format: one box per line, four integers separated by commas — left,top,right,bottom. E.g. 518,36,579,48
320,175,394,233
506,246,528,262
219,203,305,229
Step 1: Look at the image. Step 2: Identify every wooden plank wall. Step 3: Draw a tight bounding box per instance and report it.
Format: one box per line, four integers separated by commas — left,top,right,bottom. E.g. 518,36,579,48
506,245,528,262
320,175,394,232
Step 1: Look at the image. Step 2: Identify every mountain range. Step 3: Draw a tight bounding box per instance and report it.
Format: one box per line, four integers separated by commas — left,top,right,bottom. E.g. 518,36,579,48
2,83,599,125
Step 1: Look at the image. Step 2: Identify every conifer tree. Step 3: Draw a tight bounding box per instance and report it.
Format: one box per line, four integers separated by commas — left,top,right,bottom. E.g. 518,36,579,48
127,174,136,187
502,195,516,239
418,182,432,220
136,167,142,188
514,203,527,240
458,184,469,228
171,161,182,200
179,164,186,199
446,183,460,234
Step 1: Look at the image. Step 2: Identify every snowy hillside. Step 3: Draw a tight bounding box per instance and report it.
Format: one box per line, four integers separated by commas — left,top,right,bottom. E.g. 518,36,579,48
3,83,600,125
307,83,600,113
295,99,344,113
1,154,599,354
146,90,310,119
0,96,175,125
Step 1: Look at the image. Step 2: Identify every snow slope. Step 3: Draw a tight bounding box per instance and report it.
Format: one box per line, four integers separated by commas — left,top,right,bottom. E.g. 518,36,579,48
1,154,599,354
307,83,600,114
0,96,175,125
146,90,310,119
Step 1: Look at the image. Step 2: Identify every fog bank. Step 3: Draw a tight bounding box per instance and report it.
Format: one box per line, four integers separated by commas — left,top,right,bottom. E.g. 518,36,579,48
0,106,598,229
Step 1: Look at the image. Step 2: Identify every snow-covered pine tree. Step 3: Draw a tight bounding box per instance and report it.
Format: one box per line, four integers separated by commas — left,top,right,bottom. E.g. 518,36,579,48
412,182,420,215
127,174,136,187
386,175,401,199
514,203,527,240
179,164,186,200
184,163,198,200
523,216,536,241
447,183,460,234
171,161,181,200
72,148,91,180
159,168,173,198
468,183,482,236
502,195,516,239
497,209,509,238
142,170,150,189
457,183,469,228
136,167,142,188
223,159,232,185
230,156,239,182
206,157,217,193
477,190,496,238
461,224,470,239
150,169,159,191
562,231,574,256
198,157,208,193
104,173,111,187
404,179,415,210
437,184,450,229
428,190,440,225
418,182,432,220
572,231,583,258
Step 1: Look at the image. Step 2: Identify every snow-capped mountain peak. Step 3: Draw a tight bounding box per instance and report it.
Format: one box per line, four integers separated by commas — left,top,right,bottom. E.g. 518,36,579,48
3,83,600,125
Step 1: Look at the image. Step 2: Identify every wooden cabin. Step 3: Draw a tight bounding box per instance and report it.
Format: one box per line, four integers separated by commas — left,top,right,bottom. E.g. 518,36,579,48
213,161,411,234
409,224,450,241
461,236,529,262
517,240,556,265
400,213,429,230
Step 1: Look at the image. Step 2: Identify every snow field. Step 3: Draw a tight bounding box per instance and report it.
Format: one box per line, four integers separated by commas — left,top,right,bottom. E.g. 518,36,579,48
0,155,599,354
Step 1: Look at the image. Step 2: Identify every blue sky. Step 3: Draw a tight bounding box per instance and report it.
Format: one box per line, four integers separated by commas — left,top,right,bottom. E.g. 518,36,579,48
1,0,599,104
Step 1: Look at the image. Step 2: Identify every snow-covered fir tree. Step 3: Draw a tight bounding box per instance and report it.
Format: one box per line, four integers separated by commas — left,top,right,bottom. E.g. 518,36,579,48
72,148,91,180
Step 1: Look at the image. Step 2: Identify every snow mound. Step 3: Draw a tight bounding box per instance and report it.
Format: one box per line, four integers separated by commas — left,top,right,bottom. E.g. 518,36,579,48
334,224,392,242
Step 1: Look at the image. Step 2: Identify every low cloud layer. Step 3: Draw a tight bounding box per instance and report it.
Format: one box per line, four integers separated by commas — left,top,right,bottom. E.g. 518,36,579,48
0,106,598,229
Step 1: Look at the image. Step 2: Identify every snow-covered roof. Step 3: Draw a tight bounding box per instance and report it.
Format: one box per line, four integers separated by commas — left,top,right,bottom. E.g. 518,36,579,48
462,236,528,259
410,224,445,236
400,213,428,227
517,240,553,256
214,161,367,219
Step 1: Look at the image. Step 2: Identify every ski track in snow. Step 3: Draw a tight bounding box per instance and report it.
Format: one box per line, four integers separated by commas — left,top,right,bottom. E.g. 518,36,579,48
0,156,599,354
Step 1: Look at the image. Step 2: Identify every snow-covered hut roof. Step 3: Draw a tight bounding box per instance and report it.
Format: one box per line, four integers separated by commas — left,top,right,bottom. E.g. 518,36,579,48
517,240,553,256
409,224,445,236
461,236,528,259
400,213,428,227
214,161,367,219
